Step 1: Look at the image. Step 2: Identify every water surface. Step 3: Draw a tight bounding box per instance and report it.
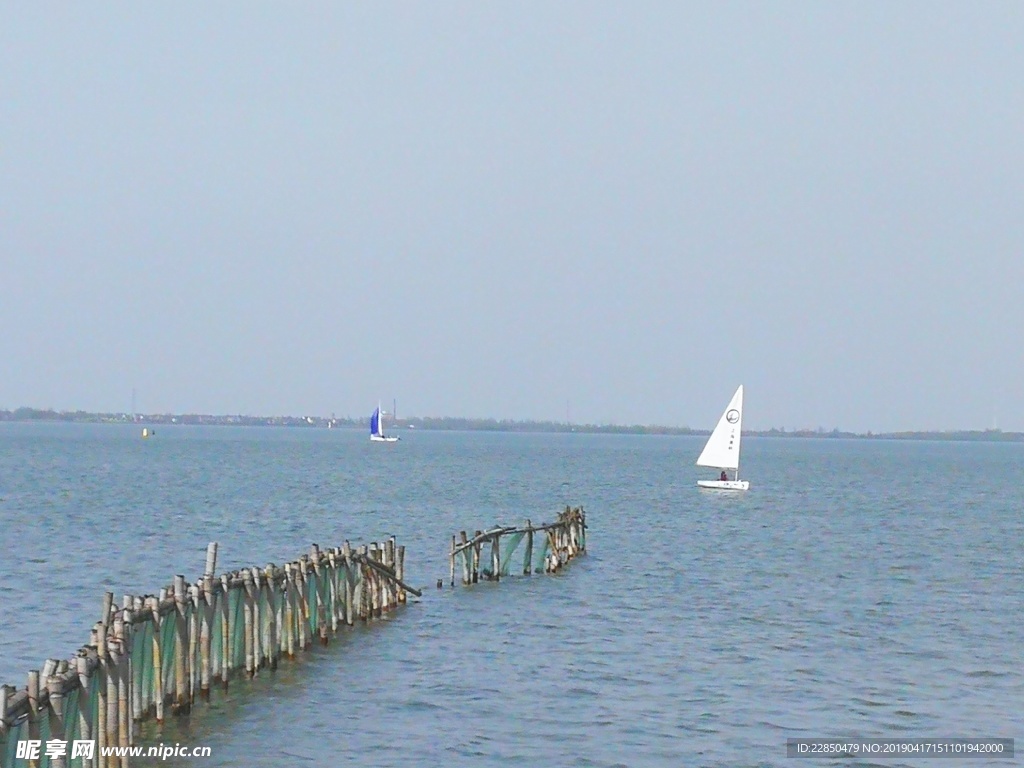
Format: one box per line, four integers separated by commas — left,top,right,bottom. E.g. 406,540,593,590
1,424,1020,766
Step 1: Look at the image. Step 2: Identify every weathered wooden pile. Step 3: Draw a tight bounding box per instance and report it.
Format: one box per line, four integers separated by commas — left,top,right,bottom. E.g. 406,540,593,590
0,539,419,768
448,506,586,585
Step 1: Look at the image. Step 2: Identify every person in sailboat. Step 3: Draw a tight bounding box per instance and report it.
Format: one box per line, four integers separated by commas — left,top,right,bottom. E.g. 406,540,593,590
720,470,728,482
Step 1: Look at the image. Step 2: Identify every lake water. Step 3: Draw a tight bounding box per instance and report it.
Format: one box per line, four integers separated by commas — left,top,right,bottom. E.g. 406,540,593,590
0,423,1020,767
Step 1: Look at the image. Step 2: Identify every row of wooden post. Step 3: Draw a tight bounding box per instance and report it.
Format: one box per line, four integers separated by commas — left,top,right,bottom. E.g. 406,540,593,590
448,506,586,586
0,539,419,768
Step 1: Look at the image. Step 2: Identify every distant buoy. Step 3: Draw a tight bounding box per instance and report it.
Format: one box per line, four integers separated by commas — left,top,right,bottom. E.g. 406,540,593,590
142,428,150,438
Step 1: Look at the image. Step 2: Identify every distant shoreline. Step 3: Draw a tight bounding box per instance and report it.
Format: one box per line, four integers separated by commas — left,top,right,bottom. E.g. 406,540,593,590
1,407,1021,442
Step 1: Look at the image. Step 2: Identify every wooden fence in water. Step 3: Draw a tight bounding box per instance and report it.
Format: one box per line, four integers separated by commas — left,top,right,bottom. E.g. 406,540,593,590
448,506,586,585
0,539,420,768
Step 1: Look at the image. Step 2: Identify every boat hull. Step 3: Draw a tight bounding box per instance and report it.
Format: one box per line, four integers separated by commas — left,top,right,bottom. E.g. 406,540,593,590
697,479,750,491
370,435,399,442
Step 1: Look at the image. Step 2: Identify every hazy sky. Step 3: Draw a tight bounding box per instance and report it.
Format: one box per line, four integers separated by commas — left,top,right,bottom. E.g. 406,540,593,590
2,4,1021,431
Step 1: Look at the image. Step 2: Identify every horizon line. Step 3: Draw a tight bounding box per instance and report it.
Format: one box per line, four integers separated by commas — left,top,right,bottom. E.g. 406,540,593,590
0,406,1019,439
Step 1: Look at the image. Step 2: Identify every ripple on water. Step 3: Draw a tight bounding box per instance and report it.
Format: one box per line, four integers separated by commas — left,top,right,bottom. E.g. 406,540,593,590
1,427,1021,768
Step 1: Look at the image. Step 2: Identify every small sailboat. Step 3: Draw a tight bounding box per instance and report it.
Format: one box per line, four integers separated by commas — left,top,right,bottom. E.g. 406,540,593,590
696,385,749,491
369,402,399,442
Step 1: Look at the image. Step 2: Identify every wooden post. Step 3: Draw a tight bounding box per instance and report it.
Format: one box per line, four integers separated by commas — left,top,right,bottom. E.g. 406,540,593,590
47,672,67,768
199,581,213,699
524,520,533,575
172,575,190,713
298,558,306,647
242,569,255,677
283,564,295,657
311,547,329,644
0,684,8,743
459,531,470,584
250,567,263,671
357,546,369,621
97,590,113,767
27,670,40,768
472,531,481,583
199,541,218,697
113,615,130,759
149,600,163,723
0,684,8,744
375,543,386,616
105,640,118,768
186,585,199,700
297,558,310,650
390,541,397,608
76,654,95,768
450,536,456,587
326,551,339,631
265,565,279,670
130,598,144,724
397,545,406,603
205,542,218,581
367,543,380,618
219,574,231,688
341,542,354,626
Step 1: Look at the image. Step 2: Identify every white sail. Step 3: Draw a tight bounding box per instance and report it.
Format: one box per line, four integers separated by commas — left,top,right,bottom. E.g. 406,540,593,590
695,385,743,470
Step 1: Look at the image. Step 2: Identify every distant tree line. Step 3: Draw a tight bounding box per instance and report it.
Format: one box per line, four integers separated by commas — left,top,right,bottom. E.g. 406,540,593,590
1,408,1021,441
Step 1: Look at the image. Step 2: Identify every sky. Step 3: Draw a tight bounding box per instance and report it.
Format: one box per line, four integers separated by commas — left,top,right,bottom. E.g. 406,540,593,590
1,3,1022,432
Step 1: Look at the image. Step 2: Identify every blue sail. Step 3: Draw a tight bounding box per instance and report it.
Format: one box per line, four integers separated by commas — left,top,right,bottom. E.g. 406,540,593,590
369,408,381,436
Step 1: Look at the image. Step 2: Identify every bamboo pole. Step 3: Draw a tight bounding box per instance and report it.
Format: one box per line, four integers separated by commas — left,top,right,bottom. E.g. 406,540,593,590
172,575,189,714
219,574,230,688
130,598,143,724
356,546,368,621
0,684,8,742
95,622,108,767
148,599,163,723
297,558,310,650
342,542,354,626
327,551,339,632
47,671,67,768
389,538,399,609
107,643,121,764
113,615,130,760
472,531,481,583
265,565,279,670
450,536,456,587
459,531,470,584
199,584,213,699
375,543,385,616
311,546,328,645
283,564,296,657
524,520,533,575
200,541,218,697
27,670,40,768
186,585,199,703
368,543,380,618
397,545,406,602
76,654,95,768
242,570,255,677
0,685,7,743
250,568,263,671
204,542,218,581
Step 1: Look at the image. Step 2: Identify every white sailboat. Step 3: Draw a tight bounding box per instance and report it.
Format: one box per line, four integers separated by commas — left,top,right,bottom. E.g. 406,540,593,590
696,385,749,491
369,402,399,442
